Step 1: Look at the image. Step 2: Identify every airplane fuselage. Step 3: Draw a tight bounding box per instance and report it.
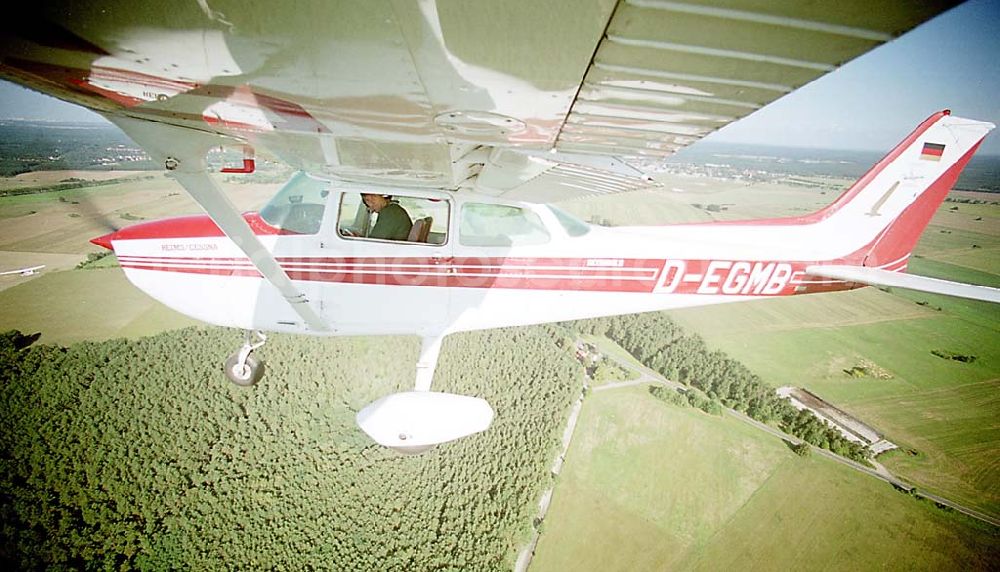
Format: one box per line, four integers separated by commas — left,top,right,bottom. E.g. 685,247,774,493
99,180,860,338
94,111,989,340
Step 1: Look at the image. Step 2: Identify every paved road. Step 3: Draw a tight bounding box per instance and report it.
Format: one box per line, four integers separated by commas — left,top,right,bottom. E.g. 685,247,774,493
515,377,588,572
591,352,685,392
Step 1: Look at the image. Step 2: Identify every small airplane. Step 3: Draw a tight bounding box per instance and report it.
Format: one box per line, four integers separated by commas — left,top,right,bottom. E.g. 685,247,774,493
1,1,996,450
0,265,45,277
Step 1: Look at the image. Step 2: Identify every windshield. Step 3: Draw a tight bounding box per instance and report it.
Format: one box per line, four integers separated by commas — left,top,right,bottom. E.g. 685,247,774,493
259,172,330,235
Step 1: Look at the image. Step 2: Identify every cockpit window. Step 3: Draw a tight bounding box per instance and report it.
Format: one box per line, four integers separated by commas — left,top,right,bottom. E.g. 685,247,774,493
460,203,550,247
337,193,449,245
259,172,329,235
547,205,591,237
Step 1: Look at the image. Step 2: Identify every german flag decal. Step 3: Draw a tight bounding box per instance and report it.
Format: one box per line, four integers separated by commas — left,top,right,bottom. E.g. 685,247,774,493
921,142,946,161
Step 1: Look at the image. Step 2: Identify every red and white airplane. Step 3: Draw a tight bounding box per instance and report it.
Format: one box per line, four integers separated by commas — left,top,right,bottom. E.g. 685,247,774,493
1,1,996,449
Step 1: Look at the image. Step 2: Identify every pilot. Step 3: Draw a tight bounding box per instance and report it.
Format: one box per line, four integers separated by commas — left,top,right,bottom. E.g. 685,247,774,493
362,193,412,241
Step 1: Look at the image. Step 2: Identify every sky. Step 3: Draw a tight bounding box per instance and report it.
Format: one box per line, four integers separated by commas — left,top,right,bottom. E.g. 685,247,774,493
0,0,998,155
705,0,1000,154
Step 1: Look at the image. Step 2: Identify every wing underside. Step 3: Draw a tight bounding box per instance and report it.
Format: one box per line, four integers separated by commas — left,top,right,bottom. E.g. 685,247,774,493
556,0,959,159
0,0,961,193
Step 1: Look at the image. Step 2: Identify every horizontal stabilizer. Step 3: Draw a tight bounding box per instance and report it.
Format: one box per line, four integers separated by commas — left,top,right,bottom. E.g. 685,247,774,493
806,265,1000,304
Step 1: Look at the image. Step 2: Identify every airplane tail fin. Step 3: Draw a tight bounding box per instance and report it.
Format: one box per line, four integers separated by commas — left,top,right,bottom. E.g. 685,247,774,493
816,111,993,269
801,112,999,304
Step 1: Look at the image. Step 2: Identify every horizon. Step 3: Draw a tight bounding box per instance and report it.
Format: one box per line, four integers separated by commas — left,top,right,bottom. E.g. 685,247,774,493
3,116,1000,160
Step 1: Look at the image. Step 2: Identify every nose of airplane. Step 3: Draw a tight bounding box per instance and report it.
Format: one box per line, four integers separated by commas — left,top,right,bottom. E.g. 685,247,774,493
90,231,118,251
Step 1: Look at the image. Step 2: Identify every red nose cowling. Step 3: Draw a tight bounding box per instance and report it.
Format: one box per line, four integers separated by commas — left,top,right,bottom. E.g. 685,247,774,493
90,231,117,251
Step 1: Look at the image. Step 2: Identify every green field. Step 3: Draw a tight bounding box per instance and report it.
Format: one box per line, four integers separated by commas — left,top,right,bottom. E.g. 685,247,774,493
0,172,278,341
0,267,199,345
0,172,277,258
532,387,999,571
660,184,1000,516
669,281,1000,515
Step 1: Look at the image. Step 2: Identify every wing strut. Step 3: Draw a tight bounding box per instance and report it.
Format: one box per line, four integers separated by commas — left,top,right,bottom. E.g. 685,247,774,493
109,116,329,332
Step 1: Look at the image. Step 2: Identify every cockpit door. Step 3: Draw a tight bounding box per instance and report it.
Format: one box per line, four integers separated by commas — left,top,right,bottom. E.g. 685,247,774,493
318,191,454,335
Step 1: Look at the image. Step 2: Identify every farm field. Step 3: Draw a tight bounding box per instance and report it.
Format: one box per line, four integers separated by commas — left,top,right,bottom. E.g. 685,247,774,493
0,171,278,257
660,181,1000,516
531,387,998,571
0,171,280,340
0,266,199,345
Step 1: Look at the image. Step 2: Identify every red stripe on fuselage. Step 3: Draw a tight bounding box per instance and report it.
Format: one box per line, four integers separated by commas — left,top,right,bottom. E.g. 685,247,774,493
118,255,858,296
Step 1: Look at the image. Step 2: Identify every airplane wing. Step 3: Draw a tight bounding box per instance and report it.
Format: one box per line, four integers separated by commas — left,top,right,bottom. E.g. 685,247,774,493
806,265,1000,304
0,1,967,316
0,0,961,192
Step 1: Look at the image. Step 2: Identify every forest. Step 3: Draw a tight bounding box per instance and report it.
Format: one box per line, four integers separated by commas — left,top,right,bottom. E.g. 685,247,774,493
0,326,581,570
1,310,873,568
564,313,871,463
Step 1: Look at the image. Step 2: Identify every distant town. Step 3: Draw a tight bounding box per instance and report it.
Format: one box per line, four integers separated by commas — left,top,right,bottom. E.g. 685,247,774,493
2,119,998,193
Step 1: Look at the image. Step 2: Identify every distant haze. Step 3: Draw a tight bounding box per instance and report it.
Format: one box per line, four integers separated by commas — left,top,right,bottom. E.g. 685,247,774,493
0,83,107,124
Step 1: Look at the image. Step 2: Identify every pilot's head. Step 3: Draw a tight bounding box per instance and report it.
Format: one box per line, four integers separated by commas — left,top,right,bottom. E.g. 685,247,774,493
361,193,391,213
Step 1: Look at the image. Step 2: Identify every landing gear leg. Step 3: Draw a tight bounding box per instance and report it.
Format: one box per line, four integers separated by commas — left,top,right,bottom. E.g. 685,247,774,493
356,333,495,452
224,330,267,386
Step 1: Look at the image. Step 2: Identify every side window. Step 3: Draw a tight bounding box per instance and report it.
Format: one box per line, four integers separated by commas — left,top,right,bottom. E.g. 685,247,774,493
259,172,329,235
460,203,550,247
337,193,449,245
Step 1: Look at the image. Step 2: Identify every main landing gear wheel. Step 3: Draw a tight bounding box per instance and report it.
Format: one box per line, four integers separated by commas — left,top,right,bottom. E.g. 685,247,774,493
224,353,265,386
223,330,267,386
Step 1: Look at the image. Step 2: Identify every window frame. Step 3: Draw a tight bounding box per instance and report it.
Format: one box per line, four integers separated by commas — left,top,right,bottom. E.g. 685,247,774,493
334,189,452,247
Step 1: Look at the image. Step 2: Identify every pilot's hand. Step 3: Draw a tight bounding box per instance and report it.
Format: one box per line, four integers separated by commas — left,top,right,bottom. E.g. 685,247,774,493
340,227,359,237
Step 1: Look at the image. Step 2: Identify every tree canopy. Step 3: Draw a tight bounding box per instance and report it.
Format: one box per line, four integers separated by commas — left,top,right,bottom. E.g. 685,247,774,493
0,326,581,570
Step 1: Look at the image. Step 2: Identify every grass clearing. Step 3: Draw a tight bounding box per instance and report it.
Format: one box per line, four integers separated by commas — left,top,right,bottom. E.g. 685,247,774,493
671,289,1000,515
0,267,198,345
664,185,1000,517
532,387,787,571
532,387,998,571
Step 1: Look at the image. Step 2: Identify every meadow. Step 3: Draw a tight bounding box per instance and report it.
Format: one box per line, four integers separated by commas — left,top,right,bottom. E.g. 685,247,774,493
531,386,998,571
0,267,199,345
624,178,1000,516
